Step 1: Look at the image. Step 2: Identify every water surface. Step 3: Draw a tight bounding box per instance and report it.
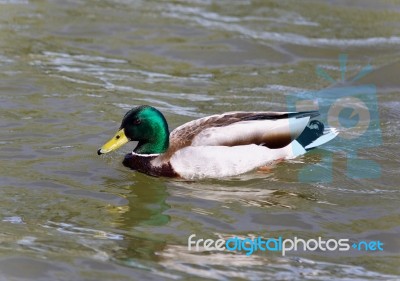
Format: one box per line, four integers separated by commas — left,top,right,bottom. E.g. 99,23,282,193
0,0,399,280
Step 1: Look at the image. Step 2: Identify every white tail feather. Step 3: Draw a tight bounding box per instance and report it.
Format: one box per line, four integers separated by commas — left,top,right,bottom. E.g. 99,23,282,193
304,127,338,150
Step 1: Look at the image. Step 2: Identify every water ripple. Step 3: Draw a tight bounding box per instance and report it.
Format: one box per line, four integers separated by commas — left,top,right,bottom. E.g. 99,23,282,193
163,4,400,47
42,221,124,241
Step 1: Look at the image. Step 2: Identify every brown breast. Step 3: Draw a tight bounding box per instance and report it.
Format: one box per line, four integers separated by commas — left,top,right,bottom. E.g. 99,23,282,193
122,153,179,178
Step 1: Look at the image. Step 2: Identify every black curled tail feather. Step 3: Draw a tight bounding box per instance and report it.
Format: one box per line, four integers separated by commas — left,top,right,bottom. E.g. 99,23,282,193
296,120,325,149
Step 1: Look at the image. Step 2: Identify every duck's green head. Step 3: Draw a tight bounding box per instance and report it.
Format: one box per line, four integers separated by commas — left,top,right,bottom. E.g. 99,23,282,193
97,105,169,155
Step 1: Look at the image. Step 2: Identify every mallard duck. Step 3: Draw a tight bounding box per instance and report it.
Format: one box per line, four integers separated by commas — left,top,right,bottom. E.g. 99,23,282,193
98,105,338,179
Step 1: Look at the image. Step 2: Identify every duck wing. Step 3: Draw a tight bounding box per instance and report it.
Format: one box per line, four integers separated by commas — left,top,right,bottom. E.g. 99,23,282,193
161,111,319,160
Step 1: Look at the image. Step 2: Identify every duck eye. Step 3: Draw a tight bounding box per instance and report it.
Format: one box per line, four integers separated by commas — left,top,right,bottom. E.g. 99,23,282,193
133,119,141,125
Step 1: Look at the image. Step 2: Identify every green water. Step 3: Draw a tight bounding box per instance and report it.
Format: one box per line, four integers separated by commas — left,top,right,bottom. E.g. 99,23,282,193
0,0,399,280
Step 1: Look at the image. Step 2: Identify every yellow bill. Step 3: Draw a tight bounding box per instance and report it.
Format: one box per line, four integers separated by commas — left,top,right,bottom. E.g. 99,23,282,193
97,129,129,155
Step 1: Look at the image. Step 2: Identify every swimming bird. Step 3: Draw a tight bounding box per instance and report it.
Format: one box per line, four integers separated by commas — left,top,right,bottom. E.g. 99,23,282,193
97,105,337,179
